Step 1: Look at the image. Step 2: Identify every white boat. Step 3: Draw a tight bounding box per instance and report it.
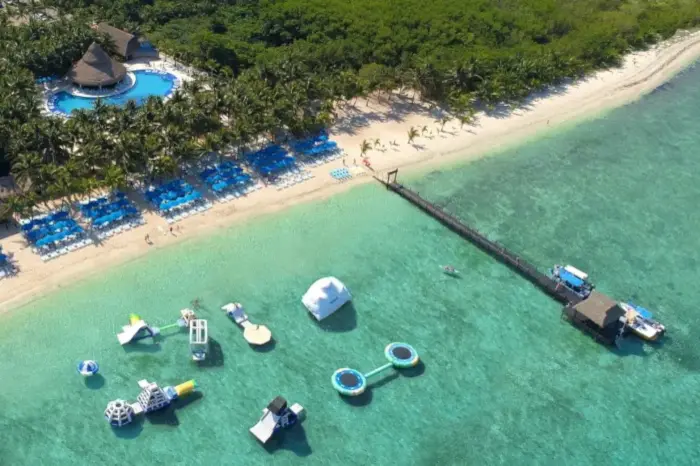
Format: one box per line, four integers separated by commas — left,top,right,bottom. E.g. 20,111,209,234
620,302,665,341
189,319,209,361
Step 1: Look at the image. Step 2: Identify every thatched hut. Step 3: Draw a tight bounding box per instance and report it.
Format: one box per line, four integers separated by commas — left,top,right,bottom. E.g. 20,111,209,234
67,43,127,88
96,23,140,60
563,291,627,345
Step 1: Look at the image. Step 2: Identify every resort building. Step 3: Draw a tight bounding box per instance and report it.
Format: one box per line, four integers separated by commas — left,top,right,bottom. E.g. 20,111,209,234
563,290,627,345
67,42,127,89
94,23,140,60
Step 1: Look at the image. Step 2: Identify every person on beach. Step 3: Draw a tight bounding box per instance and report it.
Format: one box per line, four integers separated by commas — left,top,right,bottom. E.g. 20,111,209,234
169,226,174,235
342,158,346,166
145,234,151,244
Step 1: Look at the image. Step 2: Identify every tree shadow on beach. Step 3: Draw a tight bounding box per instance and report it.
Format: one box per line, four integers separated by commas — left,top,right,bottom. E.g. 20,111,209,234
313,302,357,332
263,424,312,457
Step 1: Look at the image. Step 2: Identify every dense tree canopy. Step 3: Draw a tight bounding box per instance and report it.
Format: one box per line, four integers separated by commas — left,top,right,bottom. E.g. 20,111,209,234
1,0,700,219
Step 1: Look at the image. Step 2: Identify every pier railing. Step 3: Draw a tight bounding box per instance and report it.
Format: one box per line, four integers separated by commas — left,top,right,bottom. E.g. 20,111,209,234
377,176,580,305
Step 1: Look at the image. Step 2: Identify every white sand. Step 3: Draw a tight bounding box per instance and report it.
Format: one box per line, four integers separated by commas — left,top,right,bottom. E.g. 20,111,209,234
3,31,700,313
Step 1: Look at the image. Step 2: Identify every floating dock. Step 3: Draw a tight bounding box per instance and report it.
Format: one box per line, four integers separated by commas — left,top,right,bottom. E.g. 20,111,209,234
377,170,625,345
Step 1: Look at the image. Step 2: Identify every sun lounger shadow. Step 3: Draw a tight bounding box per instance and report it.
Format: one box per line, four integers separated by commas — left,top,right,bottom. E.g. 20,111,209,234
262,424,312,457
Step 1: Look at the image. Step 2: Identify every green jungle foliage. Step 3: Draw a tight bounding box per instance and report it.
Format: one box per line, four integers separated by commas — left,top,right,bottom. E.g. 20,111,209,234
1,0,700,217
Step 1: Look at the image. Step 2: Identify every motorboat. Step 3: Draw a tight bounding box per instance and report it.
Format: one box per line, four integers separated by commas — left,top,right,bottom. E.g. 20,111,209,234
548,264,594,299
620,302,665,341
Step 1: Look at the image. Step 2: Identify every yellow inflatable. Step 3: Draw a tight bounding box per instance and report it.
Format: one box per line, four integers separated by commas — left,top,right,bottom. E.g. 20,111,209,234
174,379,197,398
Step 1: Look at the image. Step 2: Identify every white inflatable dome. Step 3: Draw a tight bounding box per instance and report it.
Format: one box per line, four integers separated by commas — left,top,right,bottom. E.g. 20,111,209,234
302,277,351,321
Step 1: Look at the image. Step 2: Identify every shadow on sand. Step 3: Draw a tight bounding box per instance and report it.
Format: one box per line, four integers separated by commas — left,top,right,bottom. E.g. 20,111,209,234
313,302,357,332
263,424,312,457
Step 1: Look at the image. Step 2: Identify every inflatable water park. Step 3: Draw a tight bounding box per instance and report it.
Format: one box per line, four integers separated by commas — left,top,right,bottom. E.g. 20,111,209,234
104,379,198,427
332,342,420,396
249,396,305,444
84,274,427,446
116,309,210,360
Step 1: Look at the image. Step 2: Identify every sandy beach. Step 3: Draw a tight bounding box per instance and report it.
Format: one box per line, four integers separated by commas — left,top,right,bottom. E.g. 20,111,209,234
2,30,700,313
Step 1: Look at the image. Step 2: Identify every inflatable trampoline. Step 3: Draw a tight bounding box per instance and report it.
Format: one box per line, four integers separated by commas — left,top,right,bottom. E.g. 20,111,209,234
384,342,420,368
331,368,367,396
331,342,420,396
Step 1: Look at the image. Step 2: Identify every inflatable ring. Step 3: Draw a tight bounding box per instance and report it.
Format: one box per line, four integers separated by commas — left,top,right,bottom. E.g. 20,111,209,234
77,360,99,377
331,368,367,396
384,342,419,368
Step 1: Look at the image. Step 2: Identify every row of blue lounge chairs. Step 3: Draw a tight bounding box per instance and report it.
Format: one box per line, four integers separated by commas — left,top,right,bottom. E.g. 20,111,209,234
20,211,92,262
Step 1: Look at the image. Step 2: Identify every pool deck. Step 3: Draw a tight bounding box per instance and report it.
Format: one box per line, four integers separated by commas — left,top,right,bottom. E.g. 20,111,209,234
40,55,196,116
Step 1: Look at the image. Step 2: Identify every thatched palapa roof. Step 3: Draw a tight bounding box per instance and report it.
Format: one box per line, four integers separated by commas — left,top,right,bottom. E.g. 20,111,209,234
571,291,625,328
67,42,127,87
96,23,139,58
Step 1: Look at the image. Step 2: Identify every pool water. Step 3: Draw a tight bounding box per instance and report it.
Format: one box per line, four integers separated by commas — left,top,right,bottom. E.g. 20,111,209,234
53,70,176,114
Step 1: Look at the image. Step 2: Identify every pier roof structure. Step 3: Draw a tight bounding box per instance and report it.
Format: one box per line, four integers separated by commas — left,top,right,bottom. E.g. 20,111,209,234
571,291,625,328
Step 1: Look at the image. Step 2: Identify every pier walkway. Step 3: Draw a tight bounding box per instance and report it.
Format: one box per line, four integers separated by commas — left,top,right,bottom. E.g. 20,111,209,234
377,172,582,306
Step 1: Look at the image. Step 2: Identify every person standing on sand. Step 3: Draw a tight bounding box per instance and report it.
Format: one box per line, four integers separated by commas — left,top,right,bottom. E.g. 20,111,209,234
145,234,151,244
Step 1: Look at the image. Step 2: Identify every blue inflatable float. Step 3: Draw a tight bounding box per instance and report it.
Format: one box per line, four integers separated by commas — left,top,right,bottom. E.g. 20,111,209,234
77,360,99,377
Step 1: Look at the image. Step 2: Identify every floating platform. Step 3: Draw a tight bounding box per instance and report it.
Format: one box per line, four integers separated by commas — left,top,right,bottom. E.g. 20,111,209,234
222,303,272,346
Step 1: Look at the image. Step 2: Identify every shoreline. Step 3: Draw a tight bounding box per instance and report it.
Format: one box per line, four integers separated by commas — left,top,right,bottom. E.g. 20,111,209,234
2,31,700,313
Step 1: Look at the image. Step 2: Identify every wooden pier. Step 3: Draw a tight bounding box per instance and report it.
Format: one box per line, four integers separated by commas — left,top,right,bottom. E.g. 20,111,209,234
377,171,581,306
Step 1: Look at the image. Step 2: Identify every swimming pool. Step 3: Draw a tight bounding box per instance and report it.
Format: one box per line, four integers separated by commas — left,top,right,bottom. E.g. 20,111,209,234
50,70,178,115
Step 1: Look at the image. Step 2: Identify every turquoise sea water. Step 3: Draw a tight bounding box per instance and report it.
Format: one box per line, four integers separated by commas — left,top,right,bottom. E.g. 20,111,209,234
54,71,176,114
3,63,700,465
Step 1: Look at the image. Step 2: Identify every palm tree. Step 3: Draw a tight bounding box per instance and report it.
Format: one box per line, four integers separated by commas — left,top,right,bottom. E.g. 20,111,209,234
407,127,419,144
439,116,452,132
373,138,381,148
360,139,372,157
421,125,428,135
